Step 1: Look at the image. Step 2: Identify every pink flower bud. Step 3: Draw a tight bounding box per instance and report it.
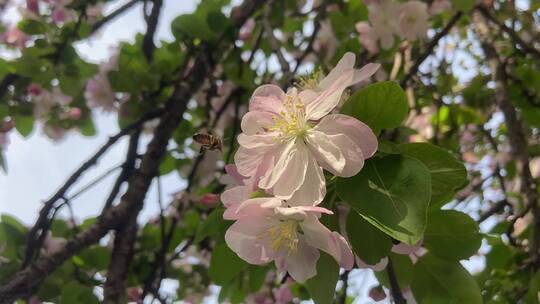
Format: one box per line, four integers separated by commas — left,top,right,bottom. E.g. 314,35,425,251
368,285,387,302
273,284,293,304
200,193,219,206
27,83,42,96
68,107,82,120
239,18,255,41
27,0,40,14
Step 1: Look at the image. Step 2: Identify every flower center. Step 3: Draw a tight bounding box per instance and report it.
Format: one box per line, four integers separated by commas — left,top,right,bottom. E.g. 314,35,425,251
267,220,299,253
268,94,311,141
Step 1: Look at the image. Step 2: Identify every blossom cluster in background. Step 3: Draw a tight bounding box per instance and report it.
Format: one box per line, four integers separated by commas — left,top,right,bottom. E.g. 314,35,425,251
355,0,451,53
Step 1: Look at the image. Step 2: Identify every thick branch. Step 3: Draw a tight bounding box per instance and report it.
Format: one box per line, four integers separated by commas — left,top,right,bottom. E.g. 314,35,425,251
21,109,163,268
102,131,141,303
0,1,264,302
142,0,163,61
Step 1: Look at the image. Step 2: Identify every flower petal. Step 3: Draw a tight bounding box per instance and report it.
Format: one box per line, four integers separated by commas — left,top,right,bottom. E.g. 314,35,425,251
305,70,354,120
315,114,378,159
324,134,365,177
236,197,282,216
281,236,320,283
352,63,380,84
301,215,353,269
225,217,275,265
287,155,326,206
221,185,252,208
241,111,276,135
259,141,308,199
318,52,356,90
306,130,346,174
237,133,277,149
249,84,286,114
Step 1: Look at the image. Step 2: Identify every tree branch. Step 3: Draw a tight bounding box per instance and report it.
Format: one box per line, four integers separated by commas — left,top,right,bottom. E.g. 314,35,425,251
142,0,163,61
400,11,463,87
386,257,406,304
0,1,264,302
91,0,143,34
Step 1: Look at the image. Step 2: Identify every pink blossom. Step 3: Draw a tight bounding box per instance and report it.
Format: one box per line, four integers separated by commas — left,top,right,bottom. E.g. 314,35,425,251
239,18,256,41
51,5,75,24
200,193,219,206
368,285,387,302
224,197,354,283
85,3,104,24
273,284,293,304
68,107,81,120
85,73,116,112
368,0,400,50
429,0,452,15
398,1,430,41
27,83,42,96
234,53,378,205
32,87,72,119
355,22,379,54
26,0,40,14
356,256,388,271
313,20,338,60
1,27,29,49
43,124,66,141
392,240,423,255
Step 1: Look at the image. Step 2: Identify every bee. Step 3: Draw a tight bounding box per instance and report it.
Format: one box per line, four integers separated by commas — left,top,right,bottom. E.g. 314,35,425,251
193,133,223,153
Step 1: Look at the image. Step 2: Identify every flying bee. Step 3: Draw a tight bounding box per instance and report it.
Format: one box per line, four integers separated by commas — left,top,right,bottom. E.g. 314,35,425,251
193,133,223,153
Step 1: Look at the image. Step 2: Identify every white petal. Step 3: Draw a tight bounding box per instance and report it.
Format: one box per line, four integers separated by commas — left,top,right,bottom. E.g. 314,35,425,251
287,155,326,206
318,52,356,90
305,70,354,120
259,141,308,200
225,217,276,265
282,236,320,283
241,111,275,135
315,114,378,159
306,131,346,174
249,84,286,114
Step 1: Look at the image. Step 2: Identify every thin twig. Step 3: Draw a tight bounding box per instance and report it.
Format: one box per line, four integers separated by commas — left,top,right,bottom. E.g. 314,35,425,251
386,257,406,304
401,11,463,87
91,0,142,34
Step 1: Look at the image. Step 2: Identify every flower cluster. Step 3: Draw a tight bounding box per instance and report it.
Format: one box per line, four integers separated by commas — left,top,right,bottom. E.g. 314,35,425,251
221,53,379,282
355,0,450,54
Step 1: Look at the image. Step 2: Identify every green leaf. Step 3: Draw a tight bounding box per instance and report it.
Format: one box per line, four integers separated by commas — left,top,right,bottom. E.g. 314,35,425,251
337,154,431,245
411,253,482,304
306,253,339,304
424,210,482,261
399,143,467,208
159,153,178,175
374,253,414,289
452,0,475,12
341,81,408,133
14,114,34,137
346,210,392,265
248,265,269,292
171,14,214,41
18,19,47,35
194,207,231,243
525,270,540,303
209,243,247,286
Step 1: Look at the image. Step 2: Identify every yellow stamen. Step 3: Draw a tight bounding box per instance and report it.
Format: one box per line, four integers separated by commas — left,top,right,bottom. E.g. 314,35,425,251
267,220,299,253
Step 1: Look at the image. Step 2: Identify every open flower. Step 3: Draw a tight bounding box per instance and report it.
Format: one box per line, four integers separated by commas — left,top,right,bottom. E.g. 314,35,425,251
234,53,378,205
398,1,429,41
224,197,354,283
368,0,400,49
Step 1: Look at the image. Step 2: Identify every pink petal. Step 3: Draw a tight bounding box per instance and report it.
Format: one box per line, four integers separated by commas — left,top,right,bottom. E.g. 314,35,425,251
225,217,276,265
306,130,346,174
234,145,270,177
301,215,353,269
281,236,320,283
318,52,356,90
236,197,282,216
224,164,245,185
259,141,308,200
287,154,326,206
237,133,277,149
249,84,286,114
305,70,354,120
356,256,388,271
352,63,380,84
240,111,275,135
323,134,365,177
316,114,378,158
221,185,252,208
